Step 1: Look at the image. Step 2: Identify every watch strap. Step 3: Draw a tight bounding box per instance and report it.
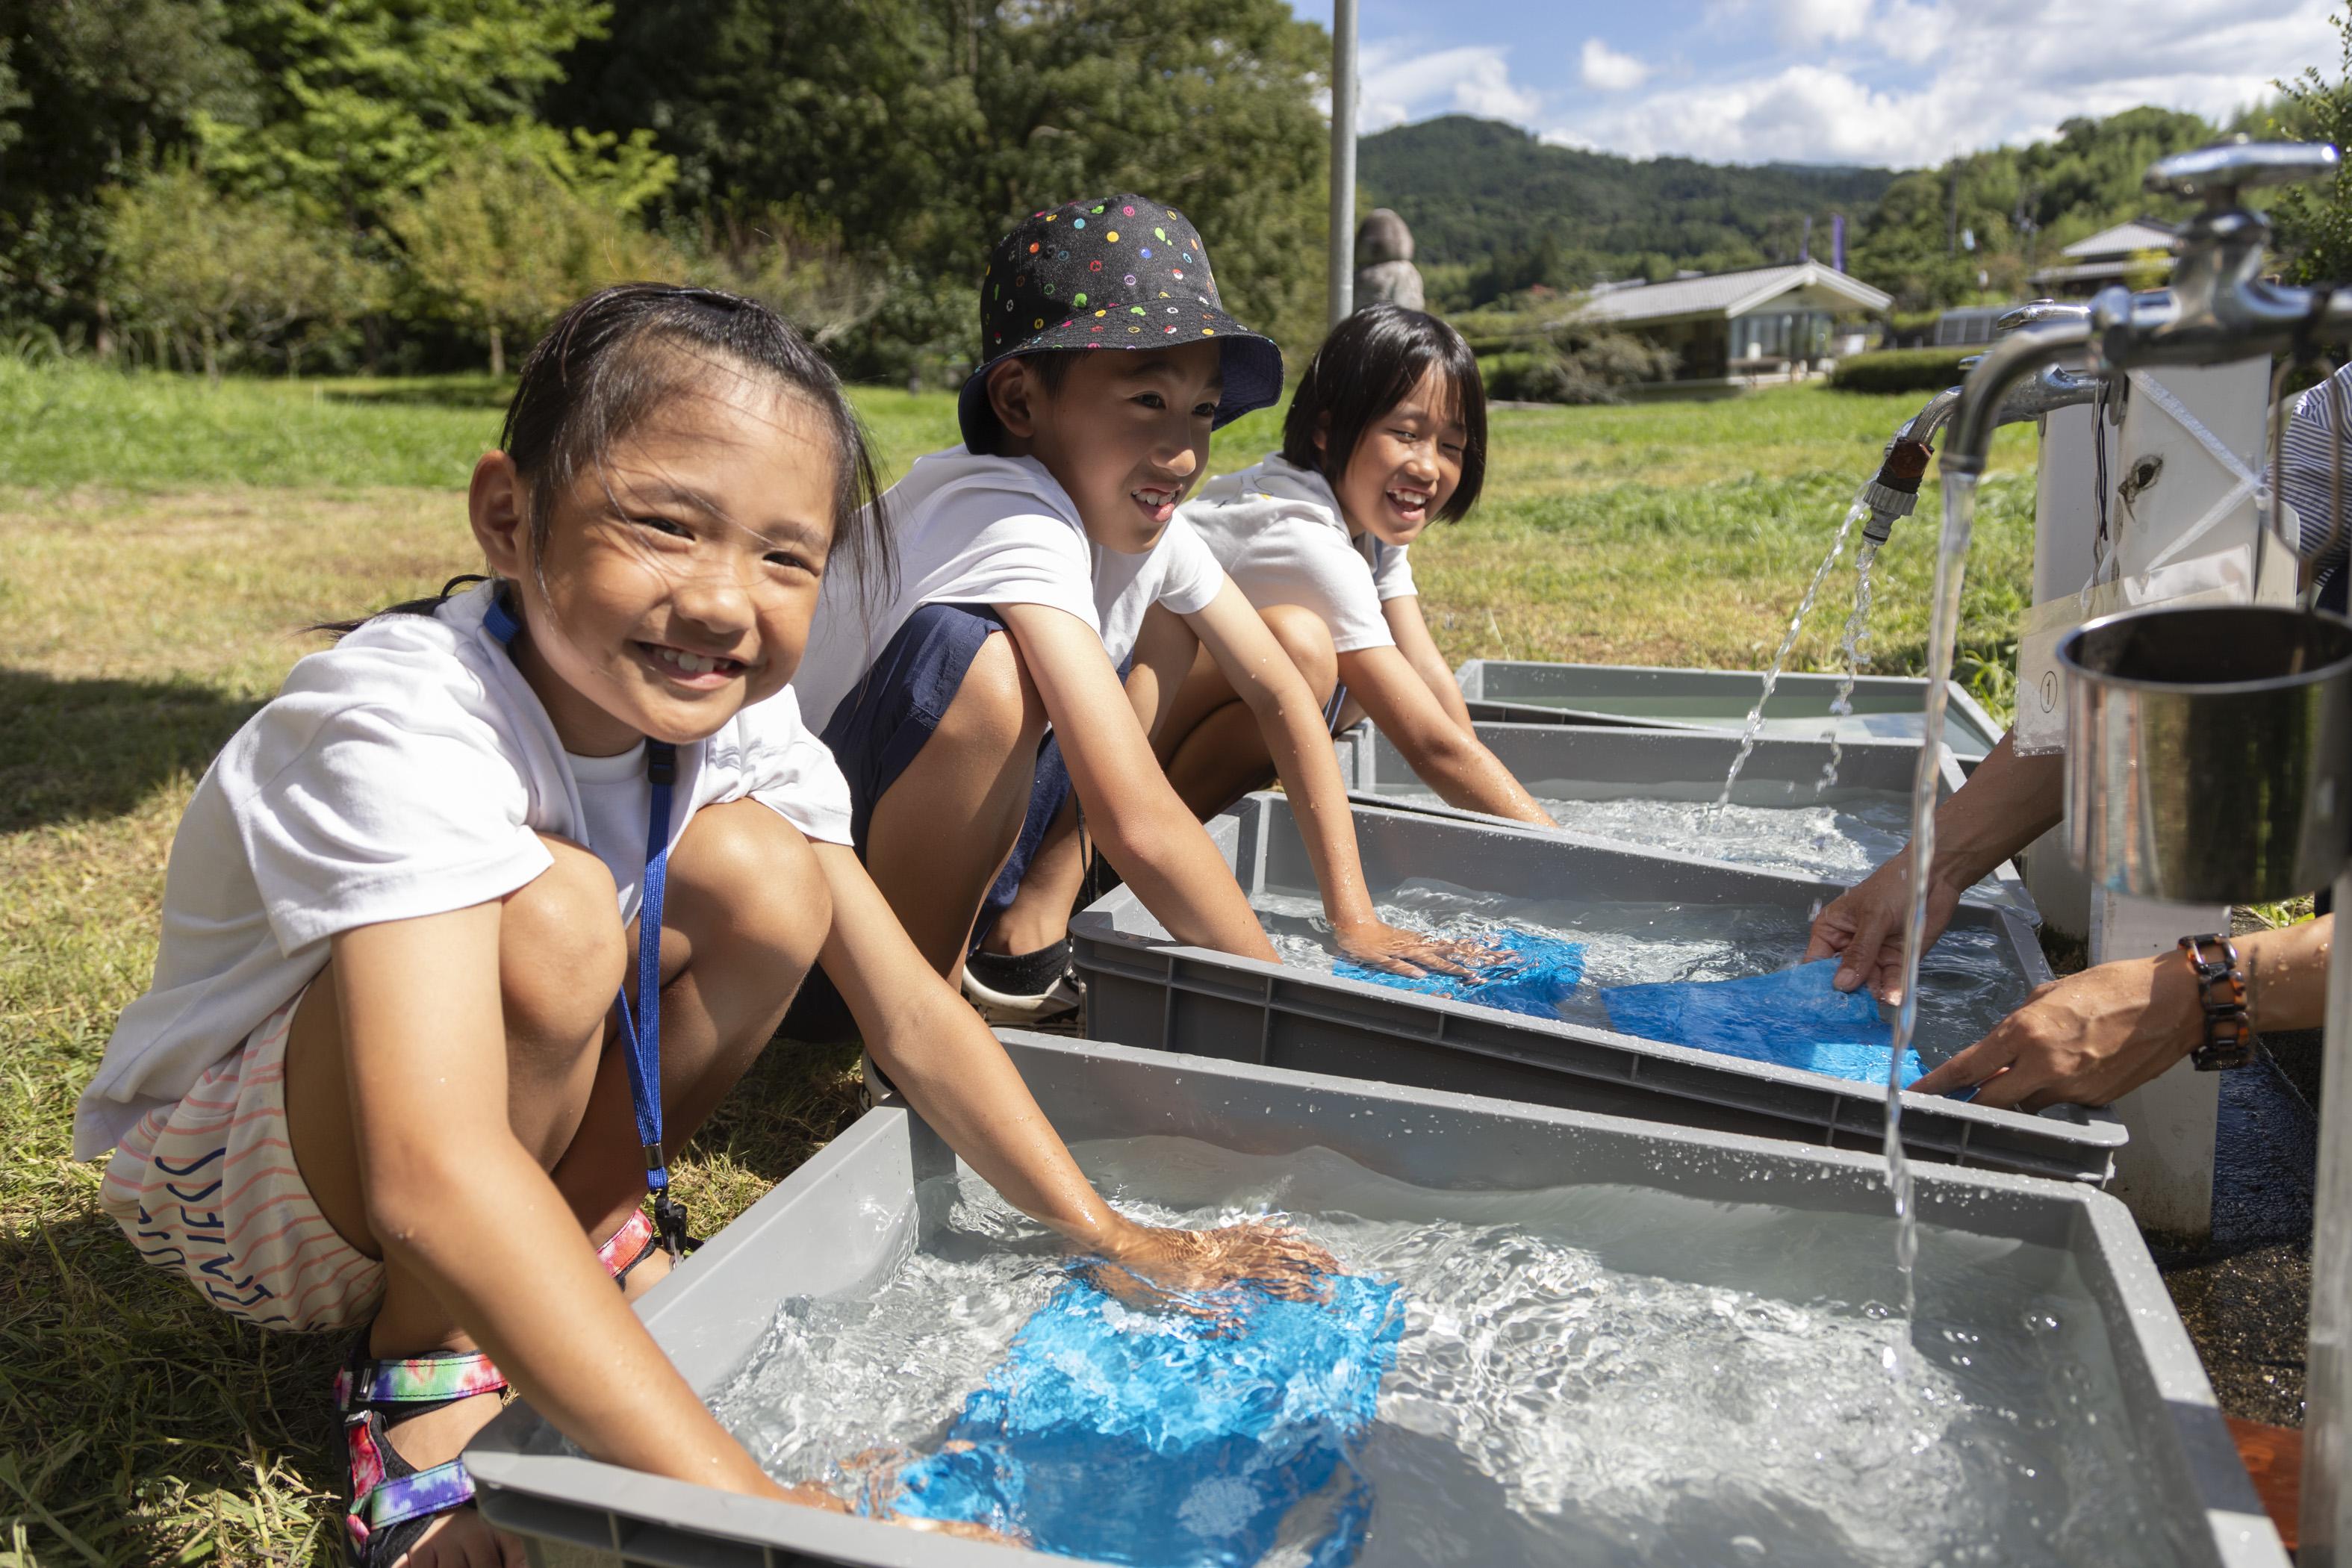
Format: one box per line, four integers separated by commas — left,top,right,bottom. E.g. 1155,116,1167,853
2178,933,2255,1071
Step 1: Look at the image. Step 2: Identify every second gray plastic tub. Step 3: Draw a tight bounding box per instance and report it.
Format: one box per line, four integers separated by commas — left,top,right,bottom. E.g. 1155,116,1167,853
1329,720,2036,914
1070,793,2121,1184
466,1034,2277,1567
1453,658,2006,764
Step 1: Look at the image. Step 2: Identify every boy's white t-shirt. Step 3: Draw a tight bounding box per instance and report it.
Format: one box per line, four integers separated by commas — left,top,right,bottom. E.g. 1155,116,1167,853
795,447,1225,731
1180,453,1417,654
71,582,853,1160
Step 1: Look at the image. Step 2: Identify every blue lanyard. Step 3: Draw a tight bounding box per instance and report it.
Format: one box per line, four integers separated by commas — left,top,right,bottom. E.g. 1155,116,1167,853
485,590,692,1257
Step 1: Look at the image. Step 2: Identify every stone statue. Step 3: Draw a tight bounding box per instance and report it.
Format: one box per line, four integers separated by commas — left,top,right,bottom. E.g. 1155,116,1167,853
1354,208,1424,313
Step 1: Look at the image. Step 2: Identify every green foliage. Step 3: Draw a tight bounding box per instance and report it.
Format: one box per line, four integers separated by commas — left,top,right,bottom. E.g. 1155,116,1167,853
387,123,683,373
105,164,384,377
1848,108,2218,311
1357,116,1894,306
199,0,611,223
2271,3,2352,286
0,0,254,336
552,0,1331,376
1826,347,1977,395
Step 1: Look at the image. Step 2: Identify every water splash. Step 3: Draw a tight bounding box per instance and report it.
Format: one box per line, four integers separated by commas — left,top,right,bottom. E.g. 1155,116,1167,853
1814,537,1882,818
1885,470,1981,1331
1717,494,1869,811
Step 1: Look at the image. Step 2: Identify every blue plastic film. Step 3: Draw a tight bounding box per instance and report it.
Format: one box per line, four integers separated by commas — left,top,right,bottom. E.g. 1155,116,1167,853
1334,929,1586,1022
1602,959,1923,1089
880,1272,1404,1564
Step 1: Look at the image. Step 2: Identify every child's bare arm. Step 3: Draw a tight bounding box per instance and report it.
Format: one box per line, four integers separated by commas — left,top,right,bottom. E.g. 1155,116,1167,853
1183,580,1481,977
331,907,794,1503
1383,594,1479,732
1340,641,1552,826
997,602,1275,962
812,842,1334,1295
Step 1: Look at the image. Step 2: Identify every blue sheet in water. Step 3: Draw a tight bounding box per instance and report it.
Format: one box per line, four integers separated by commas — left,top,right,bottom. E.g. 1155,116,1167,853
1601,959,1924,1088
881,1272,1404,1566
1334,928,1585,1021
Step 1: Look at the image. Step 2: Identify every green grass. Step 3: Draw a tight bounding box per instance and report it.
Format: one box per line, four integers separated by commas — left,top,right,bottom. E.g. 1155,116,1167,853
0,367,2039,1565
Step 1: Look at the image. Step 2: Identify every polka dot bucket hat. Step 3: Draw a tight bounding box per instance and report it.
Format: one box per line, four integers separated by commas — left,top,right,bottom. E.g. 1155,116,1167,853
960,193,1284,451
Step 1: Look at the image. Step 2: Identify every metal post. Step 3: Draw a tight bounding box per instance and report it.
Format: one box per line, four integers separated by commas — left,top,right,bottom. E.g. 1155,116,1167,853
2306,859,2352,1561
1328,0,1357,329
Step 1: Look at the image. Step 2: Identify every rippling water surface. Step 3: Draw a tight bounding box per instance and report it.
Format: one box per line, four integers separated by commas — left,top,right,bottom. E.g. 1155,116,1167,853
712,1137,2186,1567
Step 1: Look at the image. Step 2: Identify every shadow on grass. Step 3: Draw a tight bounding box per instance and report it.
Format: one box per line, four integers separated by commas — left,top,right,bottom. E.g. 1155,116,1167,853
0,669,260,833
318,374,514,410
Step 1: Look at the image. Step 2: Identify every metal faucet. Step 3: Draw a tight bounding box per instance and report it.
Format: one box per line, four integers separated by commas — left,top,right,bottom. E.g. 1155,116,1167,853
1932,137,2352,1564
1861,303,2107,544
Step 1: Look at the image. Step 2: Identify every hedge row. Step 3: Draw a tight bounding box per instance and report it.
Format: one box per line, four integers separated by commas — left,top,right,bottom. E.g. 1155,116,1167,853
1826,347,1978,395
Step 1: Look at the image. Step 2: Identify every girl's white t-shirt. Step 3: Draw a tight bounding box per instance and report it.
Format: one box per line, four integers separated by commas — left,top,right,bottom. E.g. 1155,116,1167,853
71,581,853,1160
794,447,1226,732
1180,453,1418,653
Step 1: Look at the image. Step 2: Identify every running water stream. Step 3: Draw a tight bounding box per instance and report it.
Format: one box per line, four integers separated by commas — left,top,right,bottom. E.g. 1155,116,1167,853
1715,493,1869,810
1816,537,1883,809
1883,470,1982,1328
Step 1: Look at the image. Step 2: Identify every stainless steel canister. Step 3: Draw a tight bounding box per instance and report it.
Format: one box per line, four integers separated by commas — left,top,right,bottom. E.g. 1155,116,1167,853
2059,604,2352,903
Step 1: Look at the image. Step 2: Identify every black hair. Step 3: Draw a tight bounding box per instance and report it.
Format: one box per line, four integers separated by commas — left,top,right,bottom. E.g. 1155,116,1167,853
1280,305,1487,523
971,350,1076,457
323,282,889,632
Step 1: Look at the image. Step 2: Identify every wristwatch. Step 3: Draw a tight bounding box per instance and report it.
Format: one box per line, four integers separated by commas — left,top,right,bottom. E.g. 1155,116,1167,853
2178,934,2256,1071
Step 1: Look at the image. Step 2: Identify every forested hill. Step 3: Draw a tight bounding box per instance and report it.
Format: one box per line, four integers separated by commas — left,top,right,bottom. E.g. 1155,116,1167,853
1359,116,1900,293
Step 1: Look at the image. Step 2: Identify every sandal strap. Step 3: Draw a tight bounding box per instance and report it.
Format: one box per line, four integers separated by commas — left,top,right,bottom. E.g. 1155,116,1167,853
336,1346,506,1412
597,1208,658,1279
345,1413,477,1552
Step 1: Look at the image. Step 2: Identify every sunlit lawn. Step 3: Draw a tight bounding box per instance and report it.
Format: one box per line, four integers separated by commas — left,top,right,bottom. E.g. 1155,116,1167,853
0,363,2037,1563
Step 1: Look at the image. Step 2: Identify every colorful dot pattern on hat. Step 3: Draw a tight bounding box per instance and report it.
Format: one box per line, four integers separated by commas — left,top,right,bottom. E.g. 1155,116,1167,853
962,192,1284,446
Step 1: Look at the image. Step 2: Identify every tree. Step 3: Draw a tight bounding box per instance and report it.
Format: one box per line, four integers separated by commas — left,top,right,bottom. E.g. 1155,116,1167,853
2271,2,2352,287
388,125,682,373
0,0,253,342
105,162,379,377
553,0,1331,375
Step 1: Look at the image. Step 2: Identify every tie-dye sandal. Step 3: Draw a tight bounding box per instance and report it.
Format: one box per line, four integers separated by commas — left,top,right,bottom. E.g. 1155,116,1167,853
338,1344,510,1564
339,1209,671,1561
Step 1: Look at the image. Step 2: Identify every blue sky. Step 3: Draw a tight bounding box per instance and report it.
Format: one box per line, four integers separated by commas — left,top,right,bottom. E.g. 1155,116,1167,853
1287,0,2337,167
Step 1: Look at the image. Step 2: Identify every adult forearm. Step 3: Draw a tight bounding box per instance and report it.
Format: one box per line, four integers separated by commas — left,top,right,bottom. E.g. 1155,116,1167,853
2249,915,2333,1033
1924,732,2063,892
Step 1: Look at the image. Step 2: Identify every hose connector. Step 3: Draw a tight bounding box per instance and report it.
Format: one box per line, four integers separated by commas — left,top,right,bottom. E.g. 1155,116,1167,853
1861,435,1935,544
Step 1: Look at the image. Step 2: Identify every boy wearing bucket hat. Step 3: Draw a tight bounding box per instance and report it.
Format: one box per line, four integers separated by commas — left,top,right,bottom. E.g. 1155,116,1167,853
790,194,1478,1026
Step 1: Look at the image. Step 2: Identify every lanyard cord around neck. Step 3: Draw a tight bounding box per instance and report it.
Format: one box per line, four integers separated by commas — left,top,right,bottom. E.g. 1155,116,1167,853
484,588,693,1259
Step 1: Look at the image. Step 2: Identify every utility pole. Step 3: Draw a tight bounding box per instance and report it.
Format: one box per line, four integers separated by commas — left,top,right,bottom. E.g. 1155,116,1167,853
1328,0,1358,328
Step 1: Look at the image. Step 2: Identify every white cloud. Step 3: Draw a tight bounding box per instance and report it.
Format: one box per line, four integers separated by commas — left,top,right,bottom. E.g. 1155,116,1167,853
1773,0,1873,45
1544,0,2333,165
1580,39,1652,91
1359,43,1544,130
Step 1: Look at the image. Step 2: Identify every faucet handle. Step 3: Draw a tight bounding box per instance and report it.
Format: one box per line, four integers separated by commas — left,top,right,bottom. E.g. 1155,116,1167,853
2146,137,2339,207
1997,299,2089,333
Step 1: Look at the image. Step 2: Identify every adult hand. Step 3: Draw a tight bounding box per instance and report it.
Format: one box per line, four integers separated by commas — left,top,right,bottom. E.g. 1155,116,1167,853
1093,1219,1339,1307
1803,854,1964,1001
1910,953,2200,1110
1331,918,1492,979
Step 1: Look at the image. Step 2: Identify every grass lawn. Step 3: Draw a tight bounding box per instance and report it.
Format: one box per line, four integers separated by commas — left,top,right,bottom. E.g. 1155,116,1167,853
0,364,2038,1564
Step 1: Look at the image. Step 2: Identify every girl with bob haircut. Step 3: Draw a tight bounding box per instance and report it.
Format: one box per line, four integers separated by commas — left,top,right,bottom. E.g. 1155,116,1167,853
74,284,1329,1567
1151,303,1555,826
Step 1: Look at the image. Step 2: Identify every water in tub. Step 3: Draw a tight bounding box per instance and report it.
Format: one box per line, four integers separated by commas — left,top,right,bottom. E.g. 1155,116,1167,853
713,1138,2187,1566
1251,879,2024,1068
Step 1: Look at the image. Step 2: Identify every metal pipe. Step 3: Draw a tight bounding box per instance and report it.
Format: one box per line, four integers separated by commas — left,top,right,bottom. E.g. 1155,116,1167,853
1327,0,1357,329
1941,320,2097,478
1863,364,2105,544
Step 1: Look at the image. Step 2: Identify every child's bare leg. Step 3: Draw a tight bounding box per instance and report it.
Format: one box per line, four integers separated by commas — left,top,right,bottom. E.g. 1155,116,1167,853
862,630,1048,977
1162,603,1338,818
986,607,1197,955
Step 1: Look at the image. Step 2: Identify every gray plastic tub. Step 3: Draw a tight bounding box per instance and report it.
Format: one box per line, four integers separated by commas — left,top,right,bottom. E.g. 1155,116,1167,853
1330,719,2035,914
1071,793,2121,1184
1453,658,2006,764
467,1035,2279,1567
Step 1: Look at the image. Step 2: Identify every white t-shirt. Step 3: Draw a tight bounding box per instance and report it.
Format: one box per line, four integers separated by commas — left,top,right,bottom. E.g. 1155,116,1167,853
796,447,1226,729
72,582,853,1160
1181,453,1418,654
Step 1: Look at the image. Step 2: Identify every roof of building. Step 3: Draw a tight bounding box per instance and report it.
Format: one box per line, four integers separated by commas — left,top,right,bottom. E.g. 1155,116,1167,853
2061,219,2180,260
1575,262,1892,326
